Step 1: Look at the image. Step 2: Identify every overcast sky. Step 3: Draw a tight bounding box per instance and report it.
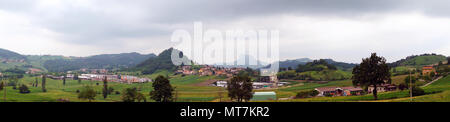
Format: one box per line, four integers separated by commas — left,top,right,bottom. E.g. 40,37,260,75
0,0,449,63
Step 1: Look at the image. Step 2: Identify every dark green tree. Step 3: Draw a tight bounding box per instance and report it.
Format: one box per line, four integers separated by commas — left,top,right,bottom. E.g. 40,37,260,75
447,57,450,64
78,86,96,102
121,87,138,102
74,74,79,80
150,75,174,102
42,75,47,92
0,81,4,90
352,53,391,100
102,76,108,99
404,75,417,87
411,86,425,96
62,74,66,86
34,77,39,87
227,74,253,102
430,71,436,78
136,92,146,102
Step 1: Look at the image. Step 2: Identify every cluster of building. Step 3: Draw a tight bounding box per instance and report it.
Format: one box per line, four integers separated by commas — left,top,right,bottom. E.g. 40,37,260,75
175,65,246,77
47,74,151,84
213,75,286,89
315,84,398,97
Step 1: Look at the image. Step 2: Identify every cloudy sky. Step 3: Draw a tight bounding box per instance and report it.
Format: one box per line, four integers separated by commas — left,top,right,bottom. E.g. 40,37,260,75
0,0,449,63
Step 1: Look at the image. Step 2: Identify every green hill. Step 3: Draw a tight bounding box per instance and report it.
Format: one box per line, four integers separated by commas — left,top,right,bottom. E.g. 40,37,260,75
43,52,156,72
278,59,352,81
389,54,447,67
133,48,188,75
0,48,30,71
0,48,26,60
0,48,156,73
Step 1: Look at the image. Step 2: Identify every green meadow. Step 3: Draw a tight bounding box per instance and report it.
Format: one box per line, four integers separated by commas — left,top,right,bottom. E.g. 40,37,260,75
0,72,448,102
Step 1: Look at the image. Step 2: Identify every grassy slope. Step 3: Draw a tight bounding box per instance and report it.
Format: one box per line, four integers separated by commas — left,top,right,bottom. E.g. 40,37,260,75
270,75,450,102
401,55,446,66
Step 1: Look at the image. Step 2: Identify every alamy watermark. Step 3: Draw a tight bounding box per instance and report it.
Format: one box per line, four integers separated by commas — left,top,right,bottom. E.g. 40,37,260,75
170,22,279,76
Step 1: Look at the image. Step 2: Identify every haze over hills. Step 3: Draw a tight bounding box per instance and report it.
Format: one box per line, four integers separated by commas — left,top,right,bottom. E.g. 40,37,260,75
0,48,27,60
44,52,156,72
276,58,356,71
0,48,156,72
0,47,448,74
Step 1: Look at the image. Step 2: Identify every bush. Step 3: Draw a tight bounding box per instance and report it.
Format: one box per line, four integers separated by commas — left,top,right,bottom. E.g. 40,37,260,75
78,86,97,102
412,87,425,96
19,84,30,94
398,83,408,90
295,90,319,98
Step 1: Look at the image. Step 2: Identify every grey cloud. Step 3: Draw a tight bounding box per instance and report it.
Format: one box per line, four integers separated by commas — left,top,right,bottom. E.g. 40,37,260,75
0,0,450,57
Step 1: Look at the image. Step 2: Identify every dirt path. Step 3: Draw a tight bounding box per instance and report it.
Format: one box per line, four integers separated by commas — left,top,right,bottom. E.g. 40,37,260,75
422,76,443,87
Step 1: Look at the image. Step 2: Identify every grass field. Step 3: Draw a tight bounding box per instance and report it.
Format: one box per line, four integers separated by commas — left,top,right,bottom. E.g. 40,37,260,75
0,74,226,102
0,73,448,102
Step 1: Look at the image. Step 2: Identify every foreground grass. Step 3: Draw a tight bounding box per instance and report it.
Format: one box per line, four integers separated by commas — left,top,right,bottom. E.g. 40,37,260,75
0,74,225,102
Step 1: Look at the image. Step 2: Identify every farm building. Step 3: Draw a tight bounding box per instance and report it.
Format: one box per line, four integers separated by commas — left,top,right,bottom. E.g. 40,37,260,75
367,84,397,93
422,66,435,75
315,86,364,97
251,92,277,101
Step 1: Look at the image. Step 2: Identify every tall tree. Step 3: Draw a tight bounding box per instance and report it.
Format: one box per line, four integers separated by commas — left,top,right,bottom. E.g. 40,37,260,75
62,74,66,86
150,75,174,102
447,57,450,64
227,74,253,102
404,75,416,87
42,75,47,92
102,76,108,99
352,53,391,100
34,77,39,87
0,81,4,90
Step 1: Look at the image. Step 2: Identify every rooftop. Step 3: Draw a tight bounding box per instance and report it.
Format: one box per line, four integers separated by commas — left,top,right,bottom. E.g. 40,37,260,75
254,92,276,96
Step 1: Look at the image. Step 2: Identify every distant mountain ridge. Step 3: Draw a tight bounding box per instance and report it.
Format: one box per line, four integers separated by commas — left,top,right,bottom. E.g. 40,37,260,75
276,58,356,71
0,48,26,60
0,48,156,72
278,58,313,68
44,52,156,72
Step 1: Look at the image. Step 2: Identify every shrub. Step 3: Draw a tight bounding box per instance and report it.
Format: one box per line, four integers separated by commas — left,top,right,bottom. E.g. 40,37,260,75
78,86,97,102
412,87,425,96
19,84,30,94
398,83,408,90
295,90,319,98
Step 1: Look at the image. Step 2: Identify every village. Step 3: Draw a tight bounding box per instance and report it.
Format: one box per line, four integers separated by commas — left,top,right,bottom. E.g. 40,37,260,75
47,74,151,84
